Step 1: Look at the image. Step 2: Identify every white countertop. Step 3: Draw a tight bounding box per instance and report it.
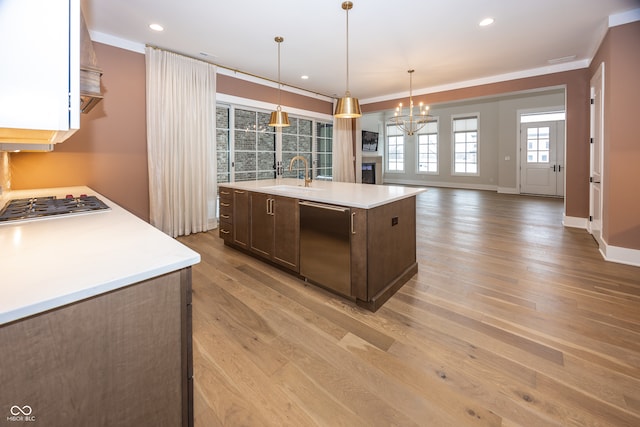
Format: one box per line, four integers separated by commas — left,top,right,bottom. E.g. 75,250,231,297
0,186,201,325
219,178,426,209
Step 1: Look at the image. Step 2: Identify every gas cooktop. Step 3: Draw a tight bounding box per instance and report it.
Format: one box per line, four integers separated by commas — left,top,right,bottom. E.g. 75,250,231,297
0,194,110,224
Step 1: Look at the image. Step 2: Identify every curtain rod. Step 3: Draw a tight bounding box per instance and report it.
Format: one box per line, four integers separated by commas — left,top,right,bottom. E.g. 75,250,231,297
145,44,335,100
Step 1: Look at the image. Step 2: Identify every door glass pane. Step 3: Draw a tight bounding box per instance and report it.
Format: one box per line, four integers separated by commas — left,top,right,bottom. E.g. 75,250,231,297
315,122,333,179
216,106,230,183
527,126,550,164
234,109,275,182
282,117,313,179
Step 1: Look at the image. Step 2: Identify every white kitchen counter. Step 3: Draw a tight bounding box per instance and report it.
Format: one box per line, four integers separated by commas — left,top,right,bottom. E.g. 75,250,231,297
0,186,200,325
219,178,426,209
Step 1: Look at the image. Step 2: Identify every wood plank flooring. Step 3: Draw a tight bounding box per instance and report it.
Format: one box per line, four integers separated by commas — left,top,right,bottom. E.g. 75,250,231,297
178,188,640,427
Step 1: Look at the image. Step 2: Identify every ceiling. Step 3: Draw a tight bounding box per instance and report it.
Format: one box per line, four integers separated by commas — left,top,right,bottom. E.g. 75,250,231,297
82,0,639,103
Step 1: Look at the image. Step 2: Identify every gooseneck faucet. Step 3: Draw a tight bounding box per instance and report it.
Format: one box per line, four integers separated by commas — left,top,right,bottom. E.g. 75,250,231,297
289,155,311,187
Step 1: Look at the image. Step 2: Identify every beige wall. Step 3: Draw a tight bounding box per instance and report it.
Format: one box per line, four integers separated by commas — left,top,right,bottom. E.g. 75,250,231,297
368,90,565,191
363,69,590,221
9,45,333,221
590,21,640,250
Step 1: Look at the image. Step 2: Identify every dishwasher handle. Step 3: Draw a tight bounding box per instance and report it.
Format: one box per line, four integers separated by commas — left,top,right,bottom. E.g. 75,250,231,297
299,201,350,213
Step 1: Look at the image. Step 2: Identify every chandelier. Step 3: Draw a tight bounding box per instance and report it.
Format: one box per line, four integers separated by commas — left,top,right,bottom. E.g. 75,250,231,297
389,69,430,135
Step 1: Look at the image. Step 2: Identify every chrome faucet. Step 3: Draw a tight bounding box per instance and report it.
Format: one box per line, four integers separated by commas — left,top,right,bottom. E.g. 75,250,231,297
289,155,311,187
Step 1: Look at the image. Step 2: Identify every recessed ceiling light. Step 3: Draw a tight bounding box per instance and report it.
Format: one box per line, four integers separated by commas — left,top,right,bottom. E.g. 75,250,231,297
479,17,494,27
149,23,164,32
301,75,309,80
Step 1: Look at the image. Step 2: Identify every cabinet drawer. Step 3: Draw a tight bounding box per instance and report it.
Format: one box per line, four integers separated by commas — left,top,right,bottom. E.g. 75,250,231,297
219,222,232,241
219,204,232,222
218,188,233,199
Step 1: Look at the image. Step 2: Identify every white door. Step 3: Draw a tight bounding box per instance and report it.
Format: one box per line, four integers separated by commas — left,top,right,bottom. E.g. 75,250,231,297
520,121,565,196
589,63,604,247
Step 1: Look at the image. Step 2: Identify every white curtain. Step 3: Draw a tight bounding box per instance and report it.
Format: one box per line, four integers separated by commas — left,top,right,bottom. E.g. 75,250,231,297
145,46,217,237
332,117,357,182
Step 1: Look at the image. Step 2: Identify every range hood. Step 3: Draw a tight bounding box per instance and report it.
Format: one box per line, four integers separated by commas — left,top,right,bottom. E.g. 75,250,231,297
78,11,103,114
0,10,103,152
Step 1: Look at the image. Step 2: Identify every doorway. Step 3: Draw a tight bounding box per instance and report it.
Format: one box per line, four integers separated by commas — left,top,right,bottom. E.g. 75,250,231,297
589,63,604,247
520,112,565,196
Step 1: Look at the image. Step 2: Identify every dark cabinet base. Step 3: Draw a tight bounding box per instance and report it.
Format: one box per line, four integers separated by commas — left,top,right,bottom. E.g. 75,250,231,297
222,195,419,312
0,269,193,427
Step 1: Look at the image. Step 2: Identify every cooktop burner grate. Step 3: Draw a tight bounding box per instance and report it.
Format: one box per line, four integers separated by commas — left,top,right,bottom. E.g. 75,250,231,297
0,195,110,223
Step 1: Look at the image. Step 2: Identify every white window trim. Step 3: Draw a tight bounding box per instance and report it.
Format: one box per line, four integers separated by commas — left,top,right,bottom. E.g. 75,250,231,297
385,124,405,174
416,117,439,175
451,112,480,177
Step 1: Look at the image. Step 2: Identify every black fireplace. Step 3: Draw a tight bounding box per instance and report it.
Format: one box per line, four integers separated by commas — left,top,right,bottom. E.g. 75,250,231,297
362,162,375,184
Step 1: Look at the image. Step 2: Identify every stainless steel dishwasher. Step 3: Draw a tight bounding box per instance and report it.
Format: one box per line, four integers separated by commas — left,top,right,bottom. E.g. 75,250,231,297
299,200,351,296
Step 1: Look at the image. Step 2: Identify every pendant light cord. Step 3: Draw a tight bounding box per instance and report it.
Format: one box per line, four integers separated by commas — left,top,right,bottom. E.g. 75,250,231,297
274,36,284,109
345,6,350,94
277,38,282,106
342,1,353,96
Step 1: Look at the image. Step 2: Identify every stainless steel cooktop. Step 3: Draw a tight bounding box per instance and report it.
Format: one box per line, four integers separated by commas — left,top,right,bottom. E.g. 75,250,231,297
0,194,110,224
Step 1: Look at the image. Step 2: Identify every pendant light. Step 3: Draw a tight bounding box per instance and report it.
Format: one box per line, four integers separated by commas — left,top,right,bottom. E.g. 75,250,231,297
269,36,290,127
334,1,361,118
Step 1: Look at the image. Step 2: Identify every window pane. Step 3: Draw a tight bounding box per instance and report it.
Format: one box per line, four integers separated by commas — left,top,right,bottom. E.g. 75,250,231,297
539,151,549,163
453,116,478,175
526,126,551,165
315,122,333,179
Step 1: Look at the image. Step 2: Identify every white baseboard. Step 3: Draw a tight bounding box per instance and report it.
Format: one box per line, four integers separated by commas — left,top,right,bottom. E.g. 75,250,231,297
497,187,519,194
383,178,497,192
561,216,640,266
601,242,640,267
563,216,588,229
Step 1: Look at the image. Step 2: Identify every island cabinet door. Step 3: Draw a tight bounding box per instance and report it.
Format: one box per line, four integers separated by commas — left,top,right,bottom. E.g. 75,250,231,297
350,207,368,300
233,189,249,248
249,192,300,272
272,195,299,272
249,191,273,257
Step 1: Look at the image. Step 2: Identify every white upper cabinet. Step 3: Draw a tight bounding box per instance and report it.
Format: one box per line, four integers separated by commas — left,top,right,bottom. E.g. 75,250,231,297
0,0,80,145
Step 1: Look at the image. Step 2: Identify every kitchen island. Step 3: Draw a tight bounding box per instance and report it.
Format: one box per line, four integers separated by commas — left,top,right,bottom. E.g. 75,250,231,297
0,186,200,426
218,178,425,311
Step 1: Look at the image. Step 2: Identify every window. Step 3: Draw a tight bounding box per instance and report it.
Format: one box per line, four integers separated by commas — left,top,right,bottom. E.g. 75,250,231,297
216,104,332,183
521,111,565,123
453,116,478,175
526,126,550,163
315,122,333,179
417,120,438,173
387,124,404,172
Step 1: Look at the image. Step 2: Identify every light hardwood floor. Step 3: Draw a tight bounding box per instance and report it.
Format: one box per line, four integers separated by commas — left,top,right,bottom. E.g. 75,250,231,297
178,188,640,427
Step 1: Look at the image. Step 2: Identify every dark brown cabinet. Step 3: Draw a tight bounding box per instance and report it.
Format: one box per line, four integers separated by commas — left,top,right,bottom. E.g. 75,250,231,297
218,187,233,243
250,192,299,272
232,189,250,248
218,187,250,249
350,207,368,300
0,269,193,426
218,185,418,311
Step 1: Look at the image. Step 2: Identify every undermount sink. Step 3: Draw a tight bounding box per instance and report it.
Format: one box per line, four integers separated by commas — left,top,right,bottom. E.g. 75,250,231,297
261,184,322,192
